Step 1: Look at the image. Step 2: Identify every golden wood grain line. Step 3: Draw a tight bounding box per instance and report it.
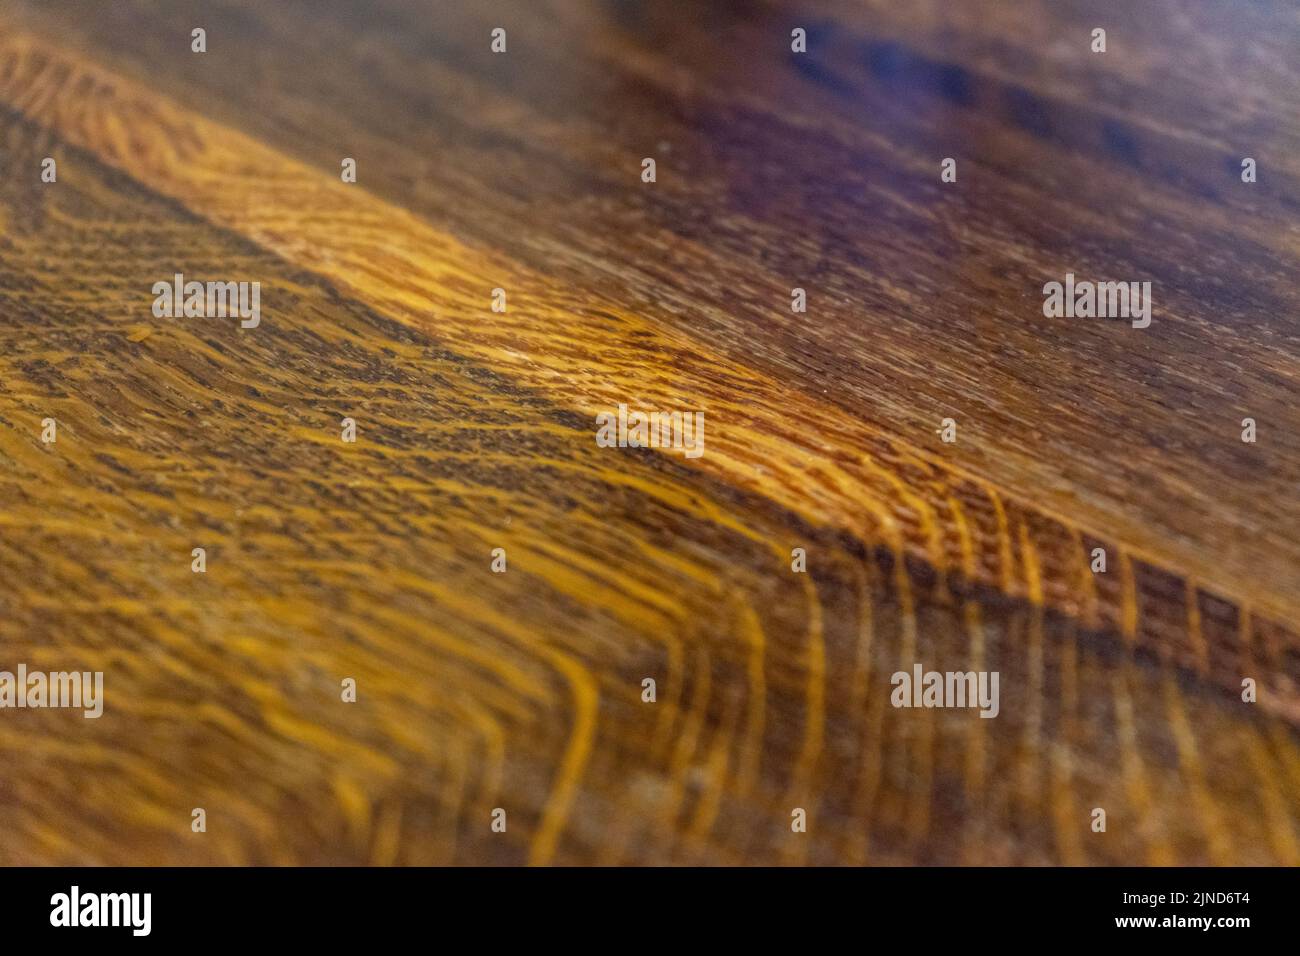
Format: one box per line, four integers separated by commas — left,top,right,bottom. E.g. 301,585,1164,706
1,10,1297,868
1,24,1295,663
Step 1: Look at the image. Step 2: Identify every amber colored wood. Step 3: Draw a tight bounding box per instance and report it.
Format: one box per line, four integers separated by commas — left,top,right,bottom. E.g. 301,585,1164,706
0,0,1296,865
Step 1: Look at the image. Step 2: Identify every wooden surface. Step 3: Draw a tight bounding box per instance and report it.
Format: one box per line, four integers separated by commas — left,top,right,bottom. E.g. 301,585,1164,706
0,0,1297,865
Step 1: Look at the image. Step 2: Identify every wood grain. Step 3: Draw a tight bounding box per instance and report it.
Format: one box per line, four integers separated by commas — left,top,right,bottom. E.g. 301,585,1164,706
0,0,1296,865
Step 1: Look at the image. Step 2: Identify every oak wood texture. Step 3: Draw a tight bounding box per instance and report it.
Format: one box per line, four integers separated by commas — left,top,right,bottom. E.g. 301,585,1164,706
0,0,1296,865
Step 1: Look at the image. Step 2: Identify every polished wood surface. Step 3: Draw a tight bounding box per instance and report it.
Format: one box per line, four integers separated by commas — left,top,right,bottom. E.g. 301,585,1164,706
0,0,1296,864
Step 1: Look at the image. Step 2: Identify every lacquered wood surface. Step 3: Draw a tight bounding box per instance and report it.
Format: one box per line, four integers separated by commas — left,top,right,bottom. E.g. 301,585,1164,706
0,0,1296,864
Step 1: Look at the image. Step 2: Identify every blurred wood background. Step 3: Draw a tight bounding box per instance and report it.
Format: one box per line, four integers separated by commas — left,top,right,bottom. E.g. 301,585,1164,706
0,0,1296,864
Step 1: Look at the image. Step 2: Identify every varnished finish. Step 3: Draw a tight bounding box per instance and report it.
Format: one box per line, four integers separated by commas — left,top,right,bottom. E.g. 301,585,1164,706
0,0,1296,864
